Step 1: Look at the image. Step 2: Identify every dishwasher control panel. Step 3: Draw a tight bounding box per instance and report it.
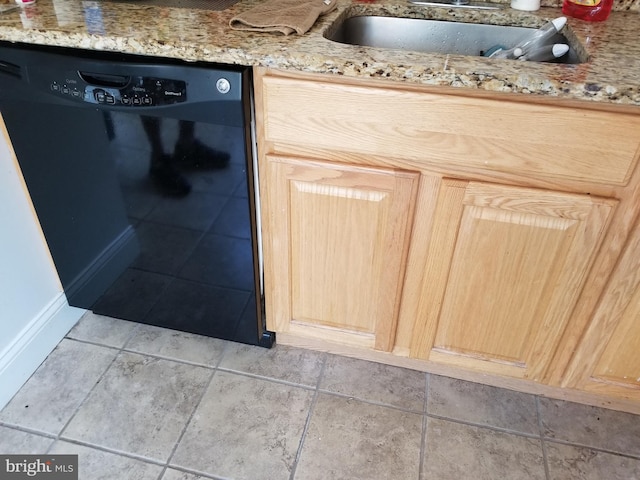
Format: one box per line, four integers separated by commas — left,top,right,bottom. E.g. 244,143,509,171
49,73,187,107
0,43,247,126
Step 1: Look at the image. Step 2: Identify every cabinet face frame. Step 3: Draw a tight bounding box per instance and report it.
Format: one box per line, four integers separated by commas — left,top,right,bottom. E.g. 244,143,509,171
261,154,418,352
409,180,616,381
254,67,640,411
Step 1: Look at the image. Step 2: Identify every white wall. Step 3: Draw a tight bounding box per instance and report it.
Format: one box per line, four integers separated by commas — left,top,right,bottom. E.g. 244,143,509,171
0,116,84,410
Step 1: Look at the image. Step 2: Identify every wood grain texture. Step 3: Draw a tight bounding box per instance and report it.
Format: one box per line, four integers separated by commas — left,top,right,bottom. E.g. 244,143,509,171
264,155,418,352
411,182,615,381
254,67,640,409
409,179,468,357
592,286,640,389
393,174,442,356
261,75,640,186
562,208,640,399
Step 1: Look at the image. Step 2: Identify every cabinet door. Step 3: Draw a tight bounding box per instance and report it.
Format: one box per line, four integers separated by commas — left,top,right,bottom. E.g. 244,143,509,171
585,289,640,393
410,180,616,381
261,155,418,351
563,224,640,400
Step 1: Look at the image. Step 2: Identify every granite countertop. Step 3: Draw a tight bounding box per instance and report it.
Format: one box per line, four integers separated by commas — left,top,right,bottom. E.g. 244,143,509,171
0,0,639,105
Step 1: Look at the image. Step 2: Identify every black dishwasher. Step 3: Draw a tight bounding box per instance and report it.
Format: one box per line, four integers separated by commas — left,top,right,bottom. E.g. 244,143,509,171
0,42,273,347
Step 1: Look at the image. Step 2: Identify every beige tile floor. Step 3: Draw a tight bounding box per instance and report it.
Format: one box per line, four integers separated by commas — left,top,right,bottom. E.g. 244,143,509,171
2,312,640,480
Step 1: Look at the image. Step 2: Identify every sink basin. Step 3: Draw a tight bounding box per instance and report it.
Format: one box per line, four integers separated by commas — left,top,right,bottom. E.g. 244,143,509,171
325,16,583,64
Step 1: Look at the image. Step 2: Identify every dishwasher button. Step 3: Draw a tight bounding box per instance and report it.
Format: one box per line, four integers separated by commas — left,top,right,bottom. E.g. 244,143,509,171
216,78,231,94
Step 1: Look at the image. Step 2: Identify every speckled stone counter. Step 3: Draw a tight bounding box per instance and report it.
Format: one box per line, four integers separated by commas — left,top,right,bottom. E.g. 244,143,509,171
0,0,639,105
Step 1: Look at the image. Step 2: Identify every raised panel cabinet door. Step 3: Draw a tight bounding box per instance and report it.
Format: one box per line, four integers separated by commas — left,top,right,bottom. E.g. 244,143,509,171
563,224,640,399
261,155,419,351
588,288,640,393
410,180,616,381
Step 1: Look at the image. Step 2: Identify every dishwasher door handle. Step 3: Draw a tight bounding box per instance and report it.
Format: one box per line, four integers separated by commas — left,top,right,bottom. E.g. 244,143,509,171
78,71,130,88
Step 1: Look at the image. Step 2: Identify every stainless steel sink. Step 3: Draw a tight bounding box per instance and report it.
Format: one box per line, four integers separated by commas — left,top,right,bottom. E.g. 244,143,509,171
325,16,583,64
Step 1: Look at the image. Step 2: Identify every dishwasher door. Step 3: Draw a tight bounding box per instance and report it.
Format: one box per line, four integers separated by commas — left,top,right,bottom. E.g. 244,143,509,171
0,42,273,347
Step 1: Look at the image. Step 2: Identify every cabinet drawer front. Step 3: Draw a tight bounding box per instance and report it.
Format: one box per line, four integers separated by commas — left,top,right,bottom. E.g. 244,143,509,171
261,76,640,186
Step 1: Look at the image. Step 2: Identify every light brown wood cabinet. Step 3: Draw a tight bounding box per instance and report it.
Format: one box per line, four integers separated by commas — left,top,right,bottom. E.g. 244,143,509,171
571,287,640,397
408,180,615,382
260,155,418,351
254,67,640,412
560,216,640,402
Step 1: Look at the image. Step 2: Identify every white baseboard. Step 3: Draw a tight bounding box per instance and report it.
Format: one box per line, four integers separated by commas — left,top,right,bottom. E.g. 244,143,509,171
0,294,85,410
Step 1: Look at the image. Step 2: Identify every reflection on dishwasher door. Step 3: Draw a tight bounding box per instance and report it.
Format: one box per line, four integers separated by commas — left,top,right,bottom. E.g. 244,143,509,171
0,42,273,347
95,113,256,341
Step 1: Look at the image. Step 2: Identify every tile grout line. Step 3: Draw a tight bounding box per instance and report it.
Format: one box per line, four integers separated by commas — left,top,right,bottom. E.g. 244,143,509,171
59,341,430,416
287,352,329,480
57,336,234,478
317,388,426,414
535,393,640,462
158,368,220,480
11,324,640,477
45,436,168,467
120,322,143,352
157,339,233,480
71,334,245,370
0,323,132,452
68,334,436,417
217,366,318,391
424,412,544,440
157,464,227,480
63,338,128,353
52,335,230,479
536,396,552,480
0,422,58,439
120,346,221,369
218,364,551,441
541,437,640,461
418,373,430,480
42,437,229,480
44,327,144,454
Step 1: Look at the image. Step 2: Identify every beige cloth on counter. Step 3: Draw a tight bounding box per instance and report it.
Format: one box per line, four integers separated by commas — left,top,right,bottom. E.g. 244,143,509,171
229,0,337,36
